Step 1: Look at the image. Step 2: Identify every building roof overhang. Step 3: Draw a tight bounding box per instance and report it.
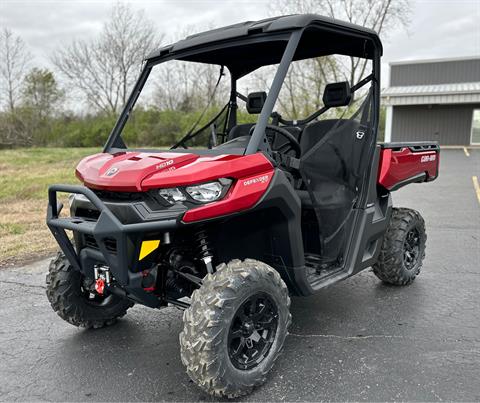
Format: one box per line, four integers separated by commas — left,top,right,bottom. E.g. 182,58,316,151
381,82,480,106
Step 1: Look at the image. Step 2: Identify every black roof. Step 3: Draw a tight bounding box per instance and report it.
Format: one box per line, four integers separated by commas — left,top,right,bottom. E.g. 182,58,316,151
147,14,382,77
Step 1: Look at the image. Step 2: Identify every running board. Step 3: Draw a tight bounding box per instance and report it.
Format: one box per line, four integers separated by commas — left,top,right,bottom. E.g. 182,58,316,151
305,253,344,287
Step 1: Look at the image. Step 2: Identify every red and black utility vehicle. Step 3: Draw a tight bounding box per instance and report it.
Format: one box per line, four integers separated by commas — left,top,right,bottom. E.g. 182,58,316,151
46,14,439,398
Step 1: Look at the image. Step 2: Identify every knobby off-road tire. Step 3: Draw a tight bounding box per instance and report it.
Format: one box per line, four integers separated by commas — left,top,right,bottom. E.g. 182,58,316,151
179,259,291,398
373,207,426,285
46,252,133,329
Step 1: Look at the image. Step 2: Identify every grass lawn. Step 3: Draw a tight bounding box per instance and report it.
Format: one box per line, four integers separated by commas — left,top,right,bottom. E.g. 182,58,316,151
0,147,100,266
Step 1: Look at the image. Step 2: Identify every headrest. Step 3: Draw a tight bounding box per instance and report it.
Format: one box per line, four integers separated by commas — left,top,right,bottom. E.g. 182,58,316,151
247,91,267,114
323,81,351,108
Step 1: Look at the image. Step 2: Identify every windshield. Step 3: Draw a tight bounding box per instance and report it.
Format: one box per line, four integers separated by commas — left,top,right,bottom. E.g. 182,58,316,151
117,60,232,150
109,31,376,154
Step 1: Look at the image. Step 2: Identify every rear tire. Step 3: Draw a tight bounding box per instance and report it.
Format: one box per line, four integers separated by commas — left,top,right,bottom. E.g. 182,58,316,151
46,252,133,328
373,208,426,285
179,259,291,398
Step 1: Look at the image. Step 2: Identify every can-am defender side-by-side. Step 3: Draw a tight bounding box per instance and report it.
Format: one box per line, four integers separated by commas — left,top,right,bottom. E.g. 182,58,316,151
46,15,439,398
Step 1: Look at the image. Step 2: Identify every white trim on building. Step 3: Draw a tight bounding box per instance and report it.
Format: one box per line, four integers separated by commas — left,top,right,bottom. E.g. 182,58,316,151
381,82,480,106
389,56,480,66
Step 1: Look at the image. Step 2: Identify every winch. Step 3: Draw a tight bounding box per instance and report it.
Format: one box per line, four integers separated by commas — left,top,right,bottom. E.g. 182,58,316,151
94,265,111,295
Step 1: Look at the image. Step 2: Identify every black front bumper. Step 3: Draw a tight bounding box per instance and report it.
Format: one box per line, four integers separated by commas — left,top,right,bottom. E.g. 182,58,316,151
47,184,180,307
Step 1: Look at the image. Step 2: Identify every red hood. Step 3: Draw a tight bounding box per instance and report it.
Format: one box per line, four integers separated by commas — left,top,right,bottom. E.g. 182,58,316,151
76,151,273,192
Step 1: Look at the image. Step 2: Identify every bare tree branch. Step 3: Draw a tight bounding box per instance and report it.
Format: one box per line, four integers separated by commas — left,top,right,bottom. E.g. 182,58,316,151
0,28,30,112
52,2,163,114
266,0,412,115
152,24,229,112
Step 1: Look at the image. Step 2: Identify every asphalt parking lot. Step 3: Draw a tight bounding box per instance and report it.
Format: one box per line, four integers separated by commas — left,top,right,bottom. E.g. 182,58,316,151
1,149,479,402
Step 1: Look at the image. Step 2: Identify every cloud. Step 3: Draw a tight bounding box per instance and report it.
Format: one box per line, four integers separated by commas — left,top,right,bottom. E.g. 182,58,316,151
1,0,270,66
381,0,480,84
2,0,478,88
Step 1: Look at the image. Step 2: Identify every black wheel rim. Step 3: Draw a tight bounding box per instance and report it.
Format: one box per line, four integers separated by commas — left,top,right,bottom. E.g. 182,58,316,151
228,292,278,370
404,228,420,270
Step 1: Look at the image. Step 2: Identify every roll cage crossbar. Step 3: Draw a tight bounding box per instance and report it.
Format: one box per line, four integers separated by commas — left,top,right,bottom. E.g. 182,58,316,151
103,15,382,156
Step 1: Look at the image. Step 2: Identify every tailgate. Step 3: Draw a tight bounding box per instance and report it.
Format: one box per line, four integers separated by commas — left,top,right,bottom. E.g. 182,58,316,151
378,142,440,191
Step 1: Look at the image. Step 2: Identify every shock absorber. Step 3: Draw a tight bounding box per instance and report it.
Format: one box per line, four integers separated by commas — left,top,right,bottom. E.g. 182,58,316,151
195,227,214,274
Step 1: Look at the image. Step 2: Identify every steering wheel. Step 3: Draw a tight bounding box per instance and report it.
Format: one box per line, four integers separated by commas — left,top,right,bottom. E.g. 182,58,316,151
249,124,301,158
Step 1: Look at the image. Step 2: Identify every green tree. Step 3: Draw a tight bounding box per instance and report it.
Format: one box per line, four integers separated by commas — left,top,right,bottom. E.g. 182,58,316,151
18,68,64,145
21,68,64,119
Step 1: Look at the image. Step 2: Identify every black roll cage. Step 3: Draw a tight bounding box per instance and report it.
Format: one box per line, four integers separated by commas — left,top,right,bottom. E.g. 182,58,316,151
103,19,382,160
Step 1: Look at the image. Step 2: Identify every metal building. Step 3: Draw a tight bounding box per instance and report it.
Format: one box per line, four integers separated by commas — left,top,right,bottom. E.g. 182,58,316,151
382,57,480,145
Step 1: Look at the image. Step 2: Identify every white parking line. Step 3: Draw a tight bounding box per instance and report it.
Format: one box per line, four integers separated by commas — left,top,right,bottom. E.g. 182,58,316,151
463,147,470,157
473,176,480,205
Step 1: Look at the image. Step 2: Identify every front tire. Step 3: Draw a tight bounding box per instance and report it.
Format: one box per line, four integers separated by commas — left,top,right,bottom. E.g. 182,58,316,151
46,252,133,328
373,207,426,285
179,259,291,398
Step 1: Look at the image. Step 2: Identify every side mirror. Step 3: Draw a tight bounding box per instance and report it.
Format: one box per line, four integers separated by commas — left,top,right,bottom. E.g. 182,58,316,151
247,92,267,114
323,81,351,108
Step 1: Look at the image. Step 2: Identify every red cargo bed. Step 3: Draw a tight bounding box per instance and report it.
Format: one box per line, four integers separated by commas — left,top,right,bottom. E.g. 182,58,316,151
377,142,440,191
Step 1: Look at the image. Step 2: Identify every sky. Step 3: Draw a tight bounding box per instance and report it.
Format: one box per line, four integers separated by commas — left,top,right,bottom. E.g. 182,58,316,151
1,0,479,86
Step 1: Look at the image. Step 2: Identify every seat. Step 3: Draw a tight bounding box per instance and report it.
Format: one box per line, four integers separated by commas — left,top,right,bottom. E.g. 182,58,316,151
299,119,343,151
227,123,255,141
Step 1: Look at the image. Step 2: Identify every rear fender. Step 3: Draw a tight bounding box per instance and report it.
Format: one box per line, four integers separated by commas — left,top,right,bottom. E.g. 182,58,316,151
378,142,440,191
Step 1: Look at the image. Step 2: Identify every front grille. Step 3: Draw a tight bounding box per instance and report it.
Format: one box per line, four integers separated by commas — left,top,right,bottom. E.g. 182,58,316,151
93,189,145,202
83,234,117,254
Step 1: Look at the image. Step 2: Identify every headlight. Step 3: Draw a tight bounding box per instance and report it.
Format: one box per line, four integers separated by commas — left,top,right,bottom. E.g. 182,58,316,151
186,181,224,203
158,179,231,205
158,188,186,204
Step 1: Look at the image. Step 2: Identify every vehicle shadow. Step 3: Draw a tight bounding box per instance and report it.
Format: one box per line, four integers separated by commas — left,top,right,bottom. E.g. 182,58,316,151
288,271,427,335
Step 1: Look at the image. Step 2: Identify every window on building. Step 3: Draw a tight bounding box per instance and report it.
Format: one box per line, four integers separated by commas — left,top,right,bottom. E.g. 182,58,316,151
472,109,480,144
